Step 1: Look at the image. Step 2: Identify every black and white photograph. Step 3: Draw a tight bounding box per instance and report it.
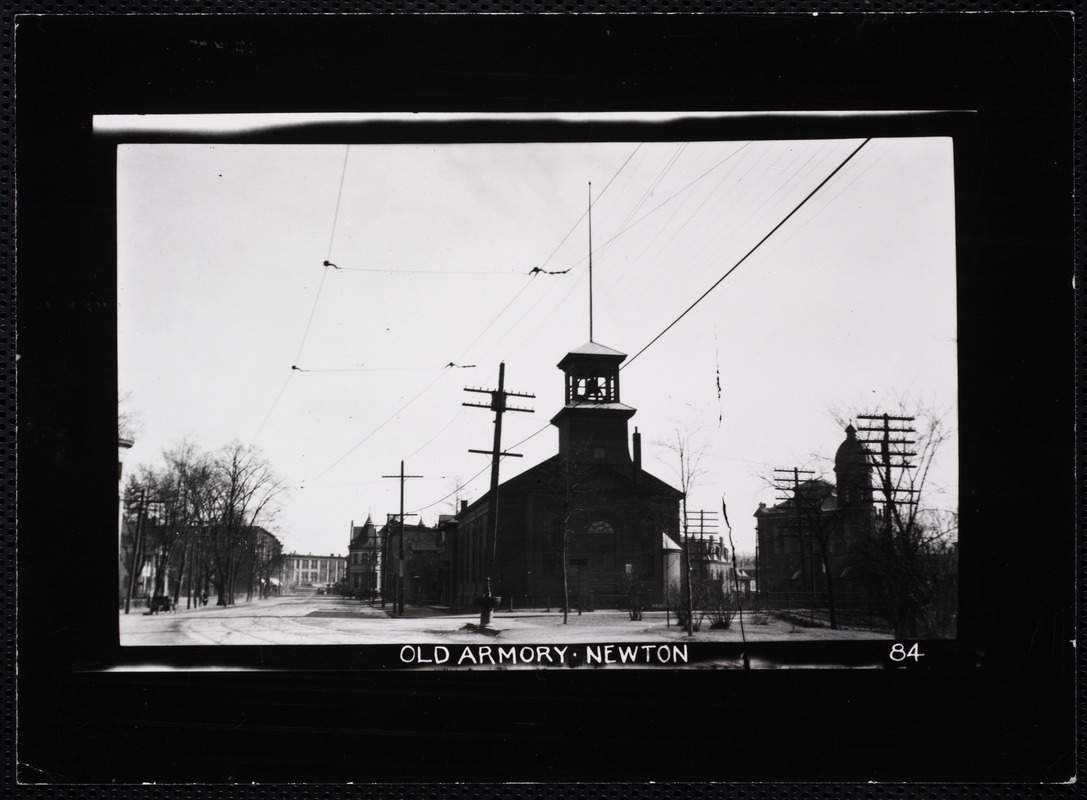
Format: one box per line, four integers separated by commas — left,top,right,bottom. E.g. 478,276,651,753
114,129,959,655
13,12,1075,785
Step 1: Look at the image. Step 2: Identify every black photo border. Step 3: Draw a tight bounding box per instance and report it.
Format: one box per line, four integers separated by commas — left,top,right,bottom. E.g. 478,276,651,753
12,11,1078,787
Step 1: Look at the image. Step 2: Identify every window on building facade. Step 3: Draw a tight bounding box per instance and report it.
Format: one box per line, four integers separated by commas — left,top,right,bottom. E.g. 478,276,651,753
593,446,606,460
587,521,614,536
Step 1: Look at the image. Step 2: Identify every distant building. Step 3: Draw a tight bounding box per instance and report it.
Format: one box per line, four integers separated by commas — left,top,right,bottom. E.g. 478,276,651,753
684,530,731,584
381,519,442,606
731,559,757,597
346,516,381,596
436,507,465,605
280,551,346,591
443,341,683,609
754,425,876,603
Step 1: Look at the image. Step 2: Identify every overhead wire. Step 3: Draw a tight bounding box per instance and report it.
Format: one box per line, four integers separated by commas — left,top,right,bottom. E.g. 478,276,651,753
326,266,531,275
610,143,688,243
503,141,754,363
621,138,872,372
533,142,643,273
604,141,761,311
750,140,890,267
625,141,828,313
381,146,651,508
405,396,592,515
291,365,470,373
408,462,492,514
305,368,454,485
326,146,351,259
296,145,354,366
250,147,354,445
465,143,647,366
249,371,294,446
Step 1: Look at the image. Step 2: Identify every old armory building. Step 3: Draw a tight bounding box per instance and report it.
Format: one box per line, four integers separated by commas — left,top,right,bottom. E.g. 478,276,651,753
442,342,684,608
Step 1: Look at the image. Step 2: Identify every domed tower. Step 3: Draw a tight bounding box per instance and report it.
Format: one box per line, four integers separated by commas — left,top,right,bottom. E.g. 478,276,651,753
834,424,873,506
550,341,636,465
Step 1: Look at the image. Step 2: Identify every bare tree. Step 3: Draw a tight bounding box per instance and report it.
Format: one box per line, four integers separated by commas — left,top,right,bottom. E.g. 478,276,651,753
205,441,285,606
118,389,142,442
658,428,707,636
536,451,594,624
843,406,956,638
444,476,468,516
121,439,286,610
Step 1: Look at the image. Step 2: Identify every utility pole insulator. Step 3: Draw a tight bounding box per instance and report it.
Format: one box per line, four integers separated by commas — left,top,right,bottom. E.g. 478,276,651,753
463,362,534,621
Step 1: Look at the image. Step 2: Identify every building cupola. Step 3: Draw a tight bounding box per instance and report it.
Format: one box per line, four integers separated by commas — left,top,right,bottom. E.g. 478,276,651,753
551,341,637,464
834,423,873,505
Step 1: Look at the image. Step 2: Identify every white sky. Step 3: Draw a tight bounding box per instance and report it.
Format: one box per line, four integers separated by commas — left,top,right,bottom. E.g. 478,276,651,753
117,132,958,558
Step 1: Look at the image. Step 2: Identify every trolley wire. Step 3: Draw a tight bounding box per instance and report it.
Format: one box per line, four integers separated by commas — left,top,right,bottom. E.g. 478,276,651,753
621,138,871,372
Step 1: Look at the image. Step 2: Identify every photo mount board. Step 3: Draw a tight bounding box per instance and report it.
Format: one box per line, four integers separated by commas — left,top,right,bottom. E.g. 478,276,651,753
14,13,1076,784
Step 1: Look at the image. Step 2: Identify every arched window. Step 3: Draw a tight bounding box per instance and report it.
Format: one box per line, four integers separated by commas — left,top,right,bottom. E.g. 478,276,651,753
587,521,615,536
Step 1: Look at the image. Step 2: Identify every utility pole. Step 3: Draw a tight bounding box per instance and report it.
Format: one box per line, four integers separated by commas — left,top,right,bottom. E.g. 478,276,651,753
464,361,534,623
681,501,693,635
774,467,817,616
382,461,422,616
369,525,377,604
687,509,719,583
855,413,919,525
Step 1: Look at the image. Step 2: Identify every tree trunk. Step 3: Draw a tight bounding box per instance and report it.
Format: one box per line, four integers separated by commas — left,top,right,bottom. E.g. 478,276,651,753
562,529,570,625
820,547,838,630
173,545,187,608
214,559,228,606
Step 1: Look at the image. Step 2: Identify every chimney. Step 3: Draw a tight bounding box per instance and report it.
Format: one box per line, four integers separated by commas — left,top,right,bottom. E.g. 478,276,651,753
632,427,642,482
460,499,468,514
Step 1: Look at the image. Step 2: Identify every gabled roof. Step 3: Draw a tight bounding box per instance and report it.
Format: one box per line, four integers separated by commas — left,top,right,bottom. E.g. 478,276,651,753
566,341,627,358
461,453,683,517
557,341,628,371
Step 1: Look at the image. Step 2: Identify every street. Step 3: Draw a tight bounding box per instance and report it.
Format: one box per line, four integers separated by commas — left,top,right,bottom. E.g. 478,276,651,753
120,594,890,646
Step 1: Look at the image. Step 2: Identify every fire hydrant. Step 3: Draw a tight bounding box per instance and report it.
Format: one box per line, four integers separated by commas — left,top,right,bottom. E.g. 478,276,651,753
474,578,502,627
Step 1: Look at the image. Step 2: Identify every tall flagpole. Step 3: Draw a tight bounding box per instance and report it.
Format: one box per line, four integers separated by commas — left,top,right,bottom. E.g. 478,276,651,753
588,181,593,343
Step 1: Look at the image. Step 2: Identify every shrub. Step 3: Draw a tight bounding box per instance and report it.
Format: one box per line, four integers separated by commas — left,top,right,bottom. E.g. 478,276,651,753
702,581,737,630
666,579,738,631
664,581,698,631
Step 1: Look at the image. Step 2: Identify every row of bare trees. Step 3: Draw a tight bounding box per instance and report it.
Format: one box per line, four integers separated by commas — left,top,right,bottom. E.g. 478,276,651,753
122,440,286,611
